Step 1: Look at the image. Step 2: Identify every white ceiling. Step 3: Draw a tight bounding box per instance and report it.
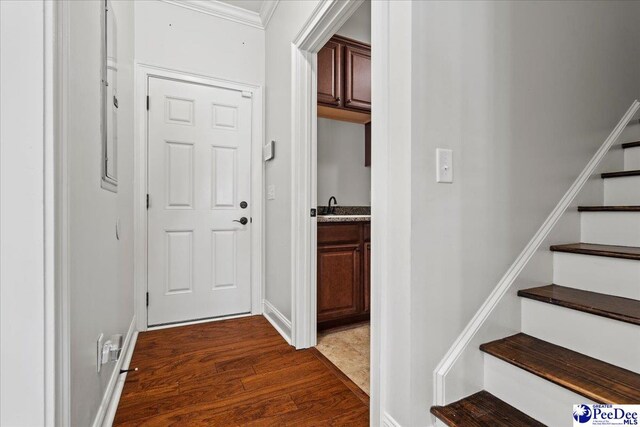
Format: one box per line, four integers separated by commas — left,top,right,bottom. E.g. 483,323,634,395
217,0,264,14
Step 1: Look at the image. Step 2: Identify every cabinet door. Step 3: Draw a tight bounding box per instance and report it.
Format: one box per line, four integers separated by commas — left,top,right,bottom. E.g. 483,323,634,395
317,243,361,322
317,40,342,107
344,44,371,111
364,242,370,313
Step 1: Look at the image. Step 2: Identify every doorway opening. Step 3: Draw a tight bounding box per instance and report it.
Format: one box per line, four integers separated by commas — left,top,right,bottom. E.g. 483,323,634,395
314,0,372,396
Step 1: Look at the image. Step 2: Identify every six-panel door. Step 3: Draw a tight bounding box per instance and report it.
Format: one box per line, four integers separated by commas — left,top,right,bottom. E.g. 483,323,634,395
147,77,252,326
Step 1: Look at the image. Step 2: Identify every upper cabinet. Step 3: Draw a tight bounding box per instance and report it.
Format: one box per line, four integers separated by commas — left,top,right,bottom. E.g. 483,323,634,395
344,43,371,111
317,39,343,107
318,35,371,124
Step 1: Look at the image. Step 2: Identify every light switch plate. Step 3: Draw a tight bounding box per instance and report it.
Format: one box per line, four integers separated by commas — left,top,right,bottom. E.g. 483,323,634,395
264,141,275,161
436,148,453,183
267,184,276,200
97,333,104,372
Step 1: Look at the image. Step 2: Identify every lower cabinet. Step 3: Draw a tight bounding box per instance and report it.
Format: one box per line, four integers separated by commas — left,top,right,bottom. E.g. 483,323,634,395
317,222,370,330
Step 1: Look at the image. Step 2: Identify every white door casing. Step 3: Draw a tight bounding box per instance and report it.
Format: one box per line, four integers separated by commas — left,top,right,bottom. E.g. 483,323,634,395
147,76,253,326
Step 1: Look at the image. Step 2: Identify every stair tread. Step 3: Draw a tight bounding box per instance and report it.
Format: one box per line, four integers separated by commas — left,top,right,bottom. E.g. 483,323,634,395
518,284,640,325
622,141,640,149
480,333,640,404
578,205,640,212
550,243,640,260
430,391,545,427
601,169,640,178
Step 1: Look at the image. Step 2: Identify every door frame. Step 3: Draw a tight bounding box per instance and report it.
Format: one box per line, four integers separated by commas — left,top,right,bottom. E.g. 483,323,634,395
134,64,264,331
290,0,390,425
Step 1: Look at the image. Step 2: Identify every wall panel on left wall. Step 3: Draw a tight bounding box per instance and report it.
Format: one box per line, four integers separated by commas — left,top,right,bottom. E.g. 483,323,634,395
64,1,135,425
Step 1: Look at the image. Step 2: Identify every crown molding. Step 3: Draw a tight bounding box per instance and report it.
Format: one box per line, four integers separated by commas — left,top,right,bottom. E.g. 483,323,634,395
259,0,279,28
158,0,279,29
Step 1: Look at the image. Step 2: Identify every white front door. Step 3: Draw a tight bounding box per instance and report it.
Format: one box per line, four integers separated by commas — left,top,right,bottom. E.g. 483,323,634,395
147,77,252,326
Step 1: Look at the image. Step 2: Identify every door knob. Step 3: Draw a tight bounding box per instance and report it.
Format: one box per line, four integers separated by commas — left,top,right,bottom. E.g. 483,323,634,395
233,217,248,225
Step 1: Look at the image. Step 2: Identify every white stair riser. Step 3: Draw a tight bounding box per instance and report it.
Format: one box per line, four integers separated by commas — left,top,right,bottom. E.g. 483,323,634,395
625,146,640,171
604,175,640,205
553,252,640,300
521,299,639,373
581,211,640,247
484,355,596,426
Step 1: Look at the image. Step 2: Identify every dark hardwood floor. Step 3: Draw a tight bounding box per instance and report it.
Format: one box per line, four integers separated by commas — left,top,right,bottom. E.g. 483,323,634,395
114,316,369,426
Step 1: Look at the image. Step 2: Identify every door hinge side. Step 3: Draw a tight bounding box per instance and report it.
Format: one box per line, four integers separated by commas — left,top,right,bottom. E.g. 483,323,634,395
146,95,149,110
146,194,150,209
146,292,149,307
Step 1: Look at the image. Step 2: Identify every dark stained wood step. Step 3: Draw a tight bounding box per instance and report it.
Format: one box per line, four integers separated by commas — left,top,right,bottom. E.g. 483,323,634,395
430,390,545,427
578,205,640,212
518,284,640,325
622,141,640,149
550,243,640,261
601,169,640,179
480,334,640,404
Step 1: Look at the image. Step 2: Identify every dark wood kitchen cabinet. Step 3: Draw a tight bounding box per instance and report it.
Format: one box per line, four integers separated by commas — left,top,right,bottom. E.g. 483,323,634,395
317,35,371,124
317,39,342,107
344,43,371,111
317,221,371,330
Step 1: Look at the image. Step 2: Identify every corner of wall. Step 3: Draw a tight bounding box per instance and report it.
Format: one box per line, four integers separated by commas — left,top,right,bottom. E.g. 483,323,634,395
263,299,292,344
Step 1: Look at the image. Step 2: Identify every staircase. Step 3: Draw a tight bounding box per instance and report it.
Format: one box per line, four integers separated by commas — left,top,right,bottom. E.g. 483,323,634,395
431,140,640,426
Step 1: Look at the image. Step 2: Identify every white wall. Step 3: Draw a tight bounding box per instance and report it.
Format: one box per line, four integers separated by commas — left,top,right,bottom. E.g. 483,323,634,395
134,0,264,86
317,118,371,206
65,1,135,425
0,1,53,425
376,1,640,425
264,0,320,320
336,0,370,44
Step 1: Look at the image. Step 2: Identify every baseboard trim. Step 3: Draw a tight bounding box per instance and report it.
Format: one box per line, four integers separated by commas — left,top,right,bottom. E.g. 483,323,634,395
263,299,292,345
92,316,138,427
382,412,402,427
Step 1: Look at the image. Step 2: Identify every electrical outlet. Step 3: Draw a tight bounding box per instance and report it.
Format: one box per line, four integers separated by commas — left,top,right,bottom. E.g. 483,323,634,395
97,333,105,373
267,184,276,200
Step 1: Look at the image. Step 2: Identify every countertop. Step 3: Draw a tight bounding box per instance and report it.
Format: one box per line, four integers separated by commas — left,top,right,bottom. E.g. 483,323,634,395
317,215,371,223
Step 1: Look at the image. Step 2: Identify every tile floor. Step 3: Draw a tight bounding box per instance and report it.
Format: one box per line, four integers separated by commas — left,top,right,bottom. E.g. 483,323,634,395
315,322,370,395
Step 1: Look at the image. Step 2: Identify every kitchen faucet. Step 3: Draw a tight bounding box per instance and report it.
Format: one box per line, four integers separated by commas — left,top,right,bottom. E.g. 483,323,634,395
327,196,338,215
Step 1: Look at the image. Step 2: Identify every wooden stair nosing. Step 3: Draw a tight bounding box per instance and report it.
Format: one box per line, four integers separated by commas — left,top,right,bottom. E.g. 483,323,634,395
550,243,640,261
622,141,640,149
578,205,640,212
601,169,640,179
480,333,640,404
430,390,545,427
518,284,640,326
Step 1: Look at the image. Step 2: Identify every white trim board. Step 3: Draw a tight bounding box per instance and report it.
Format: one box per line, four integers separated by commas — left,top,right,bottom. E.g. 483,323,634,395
382,412,403,427
432,100,640,406
290,0,363,350
158,0,279,30
0,1,56,425
133,64,264,332
263,300,292,345
289,1,391,426
92,317,138,427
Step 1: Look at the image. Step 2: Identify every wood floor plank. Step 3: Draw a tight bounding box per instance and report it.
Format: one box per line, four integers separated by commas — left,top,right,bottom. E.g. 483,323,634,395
622,141,640,149
601,169,640,179
550,242,640,260
480,333,640,404
114,315,369,426
430,390,545,426
577,205,640,212
518,284,640,325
